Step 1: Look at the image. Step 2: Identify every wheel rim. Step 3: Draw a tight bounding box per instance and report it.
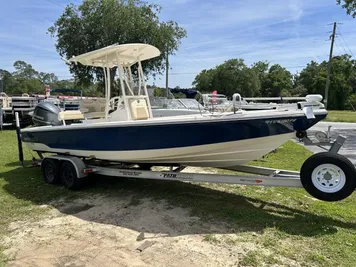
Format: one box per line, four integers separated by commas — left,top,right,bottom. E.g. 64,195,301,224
311,163,346,193
45,164,55,182
62,166,74,186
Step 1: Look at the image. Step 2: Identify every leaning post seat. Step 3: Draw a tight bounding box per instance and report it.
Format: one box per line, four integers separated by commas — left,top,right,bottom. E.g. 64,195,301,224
58,110,85,121
129,99,149,120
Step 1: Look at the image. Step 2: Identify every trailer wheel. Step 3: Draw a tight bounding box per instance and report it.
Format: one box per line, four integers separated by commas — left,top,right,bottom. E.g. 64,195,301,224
60,162,83,190
300,153,356,201
41,158,60,184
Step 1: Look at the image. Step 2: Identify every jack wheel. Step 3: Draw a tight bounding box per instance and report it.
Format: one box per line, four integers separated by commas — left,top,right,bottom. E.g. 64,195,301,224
296,131,307,139
61,162,83,190
41,158,60,184
300,152,356,201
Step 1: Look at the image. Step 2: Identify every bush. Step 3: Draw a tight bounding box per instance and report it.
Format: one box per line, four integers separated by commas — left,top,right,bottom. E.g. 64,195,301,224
346,94,356,111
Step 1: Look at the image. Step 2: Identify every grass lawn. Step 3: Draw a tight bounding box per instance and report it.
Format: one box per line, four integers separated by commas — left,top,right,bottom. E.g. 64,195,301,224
325,110,356,123
1,130,356,266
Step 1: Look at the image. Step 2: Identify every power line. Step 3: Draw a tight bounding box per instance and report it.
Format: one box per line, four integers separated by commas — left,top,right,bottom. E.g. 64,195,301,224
333,40,341,55
337,28,353,56
41,0,65,8
335,38,347,55
169,72,197,75
41,0,80,8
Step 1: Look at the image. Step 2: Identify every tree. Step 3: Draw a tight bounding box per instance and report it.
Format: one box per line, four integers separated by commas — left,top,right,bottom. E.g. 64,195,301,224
237,67,260,97
346,94,356,110
38,72,58,85
153,87,166,97
290,85,308,97
10,61,42,93
327,55,354,110
337,0,356,17
251,60,269,85
0,69,13,92
262,64,293,97
0,61,67,94
192,69,215,92
296,61,322,94
48,0,187,88
13,61,38,79
193,59,260,97
212,59,248,97
297,55,355,110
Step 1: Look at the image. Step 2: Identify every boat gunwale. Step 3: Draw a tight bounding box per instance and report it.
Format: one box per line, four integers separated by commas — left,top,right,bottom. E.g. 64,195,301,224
22,109,327,133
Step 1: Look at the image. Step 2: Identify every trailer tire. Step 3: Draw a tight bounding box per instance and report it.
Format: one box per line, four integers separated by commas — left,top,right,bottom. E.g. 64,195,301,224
60,161,83,190
300,152,356,201
41,158,60,185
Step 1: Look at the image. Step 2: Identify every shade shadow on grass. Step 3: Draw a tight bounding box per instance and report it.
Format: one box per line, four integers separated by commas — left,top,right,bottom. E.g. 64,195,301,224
2,165,356,238
5,160,36,168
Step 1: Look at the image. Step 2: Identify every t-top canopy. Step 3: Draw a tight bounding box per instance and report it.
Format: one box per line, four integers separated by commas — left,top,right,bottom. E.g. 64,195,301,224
69,43,161,68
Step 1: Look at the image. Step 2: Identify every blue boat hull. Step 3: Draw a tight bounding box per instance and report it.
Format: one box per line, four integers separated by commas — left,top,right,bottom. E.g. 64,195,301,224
22,114,326,151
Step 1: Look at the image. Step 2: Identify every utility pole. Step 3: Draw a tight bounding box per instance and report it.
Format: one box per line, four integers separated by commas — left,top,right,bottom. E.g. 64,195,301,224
165,47,169,98
325,22,337,109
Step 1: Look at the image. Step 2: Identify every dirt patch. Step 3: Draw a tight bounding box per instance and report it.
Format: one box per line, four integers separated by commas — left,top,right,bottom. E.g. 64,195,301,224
2,194,243,267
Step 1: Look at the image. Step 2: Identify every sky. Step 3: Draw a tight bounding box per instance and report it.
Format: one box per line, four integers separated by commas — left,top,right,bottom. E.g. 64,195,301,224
0,0,356,89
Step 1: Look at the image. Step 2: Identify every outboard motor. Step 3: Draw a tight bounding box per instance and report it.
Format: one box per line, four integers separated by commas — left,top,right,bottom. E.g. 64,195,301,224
32,102,62,126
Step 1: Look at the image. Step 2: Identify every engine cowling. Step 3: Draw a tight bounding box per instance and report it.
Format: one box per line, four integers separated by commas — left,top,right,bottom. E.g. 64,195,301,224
32,102,62,126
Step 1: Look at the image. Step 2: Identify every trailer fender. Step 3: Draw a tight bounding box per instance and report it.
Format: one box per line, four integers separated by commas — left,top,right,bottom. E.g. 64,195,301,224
43,155,88,178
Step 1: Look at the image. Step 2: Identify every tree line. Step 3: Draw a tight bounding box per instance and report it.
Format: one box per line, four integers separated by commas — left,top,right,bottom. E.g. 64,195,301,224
192,54,356,110
2,55,356,110
0,61,102,96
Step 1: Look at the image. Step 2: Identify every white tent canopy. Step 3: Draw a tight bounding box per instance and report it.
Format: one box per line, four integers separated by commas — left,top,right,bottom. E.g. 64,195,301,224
69,43,161,68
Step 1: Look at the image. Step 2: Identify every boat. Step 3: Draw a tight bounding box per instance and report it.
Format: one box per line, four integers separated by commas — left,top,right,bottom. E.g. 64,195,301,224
149,88,206,117
51,88,83,110
0,92,12,125
0,92,37,126
21,43,327,168
78,97,107,119
202,92,232,112
151,89,325,118
37,88,83,111
150,97,206,117
231,93,320,111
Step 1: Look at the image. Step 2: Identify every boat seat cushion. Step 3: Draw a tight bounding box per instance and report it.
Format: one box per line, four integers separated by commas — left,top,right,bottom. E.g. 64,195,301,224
130,99,149,120
58,110,85,121
83,111,106,119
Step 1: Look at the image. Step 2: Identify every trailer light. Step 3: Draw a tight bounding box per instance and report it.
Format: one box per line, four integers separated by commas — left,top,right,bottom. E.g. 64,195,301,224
32,160,41,166
83,168,95,173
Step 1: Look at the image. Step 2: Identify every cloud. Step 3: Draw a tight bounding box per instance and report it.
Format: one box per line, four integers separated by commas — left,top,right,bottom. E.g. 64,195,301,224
150,0,356,87
169,0,305,36
1,0,356,89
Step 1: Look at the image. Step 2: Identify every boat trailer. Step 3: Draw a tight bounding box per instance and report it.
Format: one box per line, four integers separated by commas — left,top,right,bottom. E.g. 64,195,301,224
15,113,356,202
